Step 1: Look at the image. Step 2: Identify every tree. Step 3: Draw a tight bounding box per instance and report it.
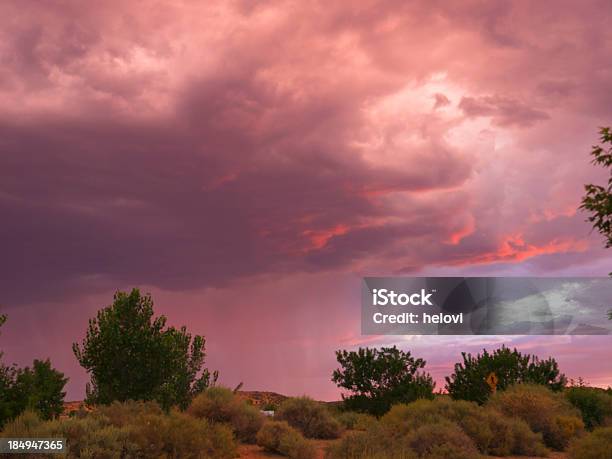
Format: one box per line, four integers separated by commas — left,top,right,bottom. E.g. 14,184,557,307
10,359,68,420
73,289,217,409
581,127,612,249
580,127,612,319
332,346,435,416
445,346,567,405
0,316,67,425
0,314,17,426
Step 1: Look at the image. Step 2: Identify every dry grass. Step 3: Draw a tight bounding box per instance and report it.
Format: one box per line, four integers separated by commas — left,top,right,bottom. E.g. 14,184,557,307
238,432,569,459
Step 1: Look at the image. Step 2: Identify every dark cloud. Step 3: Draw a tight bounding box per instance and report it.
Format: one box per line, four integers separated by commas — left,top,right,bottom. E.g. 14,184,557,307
459,96,549,127
0,0,610,308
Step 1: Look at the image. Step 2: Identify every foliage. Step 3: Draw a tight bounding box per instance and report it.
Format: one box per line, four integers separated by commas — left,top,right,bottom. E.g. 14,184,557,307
446,346,567,404
487,383,584,450
580,127,612,249
0,316,67,427
257,420,316,459
566,386,612,430
334,411,377,431
0,401,237,459
94,399,163,424
0,314,17,427
332,346,435,415
275,396,343,439
325,425,411,459
403,421,481,459
0,363,19,427
73,289,217,409
187,386,264,443
326,419,480,459
10,359,68,420
568,426,612,459
381,398,546,457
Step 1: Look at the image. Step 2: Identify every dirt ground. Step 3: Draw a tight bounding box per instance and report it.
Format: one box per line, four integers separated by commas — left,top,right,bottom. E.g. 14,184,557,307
238,439,335,459
238,441,569,459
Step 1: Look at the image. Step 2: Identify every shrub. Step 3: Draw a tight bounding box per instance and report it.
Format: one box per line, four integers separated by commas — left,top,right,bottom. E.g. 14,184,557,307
95,399,164,425
446,346,566,404
0,402,237,459
488,383,584,450
188,386,263,443
0,410,54,437
334,411,377,431
332,346,435,416
0,411,137,458
257,420,316,459
328,418,479,459
404,421,480,459
326,424,417,459
566,386,612,430
156,410,236,459
568,426,612,459
380,398,546,457
276,396,342,439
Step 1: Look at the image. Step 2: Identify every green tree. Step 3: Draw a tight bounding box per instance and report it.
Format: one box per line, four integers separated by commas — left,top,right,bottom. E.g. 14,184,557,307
581,127,612,249
445,346,567,404
73,289,217,409
10,359,68,420
579,127,612,318
0,316,68,425
0,314,17,426
332,346,435,416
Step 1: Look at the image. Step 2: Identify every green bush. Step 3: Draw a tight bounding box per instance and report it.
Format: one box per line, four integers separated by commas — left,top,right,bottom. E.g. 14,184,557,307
488,383,584,450
568,426,612,459
332,346,435,416
381,398,546,457
566,386,612,430
188,386,264,443
257,420,316,459
276,396,343,439
446,346,566,405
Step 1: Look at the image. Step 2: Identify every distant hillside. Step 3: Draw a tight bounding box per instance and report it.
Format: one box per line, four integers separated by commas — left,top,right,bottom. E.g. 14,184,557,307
235,390,288,408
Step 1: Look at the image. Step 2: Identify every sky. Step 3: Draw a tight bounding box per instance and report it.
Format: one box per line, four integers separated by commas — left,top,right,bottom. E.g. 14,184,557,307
0,0,611,401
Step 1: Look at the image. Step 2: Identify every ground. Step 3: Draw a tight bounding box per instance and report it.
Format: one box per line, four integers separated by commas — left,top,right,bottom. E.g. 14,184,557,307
238,439,334,459
238,440,569,459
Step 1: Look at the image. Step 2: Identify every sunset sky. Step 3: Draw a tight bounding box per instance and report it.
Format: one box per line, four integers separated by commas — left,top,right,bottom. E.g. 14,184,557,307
1,0,611,401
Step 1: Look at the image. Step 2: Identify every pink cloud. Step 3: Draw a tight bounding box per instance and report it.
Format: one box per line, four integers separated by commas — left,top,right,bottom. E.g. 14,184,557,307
0,0,611,400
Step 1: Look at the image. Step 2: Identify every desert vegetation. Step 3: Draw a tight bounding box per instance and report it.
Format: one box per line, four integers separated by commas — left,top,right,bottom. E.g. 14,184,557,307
2,289,612,458
188,386,264,443
275,396,343,439
445,346,567,404
332,346,435,415
72,289,218,410
256,421,316,459
0,314,68,428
